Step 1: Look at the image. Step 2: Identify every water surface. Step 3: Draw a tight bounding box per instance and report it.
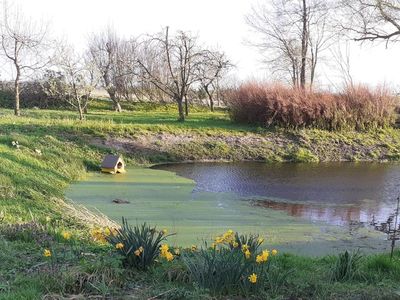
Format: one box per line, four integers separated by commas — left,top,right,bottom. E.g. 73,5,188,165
154,162,400,226
66,162,399,255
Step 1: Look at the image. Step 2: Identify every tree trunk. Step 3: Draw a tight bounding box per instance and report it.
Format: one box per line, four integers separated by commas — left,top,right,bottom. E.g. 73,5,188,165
78,104,84,121
204,86,214,112
300,0,308,90
310,46,318,91
184,94,189,116
108,90,122,112
113,101,122,112
291,64,297,88
177,99,185,122
14,70,20,116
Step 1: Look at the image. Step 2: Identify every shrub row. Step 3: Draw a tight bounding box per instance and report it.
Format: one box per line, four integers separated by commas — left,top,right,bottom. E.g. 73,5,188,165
228,82,397,131
0,81,69,109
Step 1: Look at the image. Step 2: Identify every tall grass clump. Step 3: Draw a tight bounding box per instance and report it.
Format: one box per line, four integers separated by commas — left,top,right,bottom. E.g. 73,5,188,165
228,82,396,131
331,250,364,282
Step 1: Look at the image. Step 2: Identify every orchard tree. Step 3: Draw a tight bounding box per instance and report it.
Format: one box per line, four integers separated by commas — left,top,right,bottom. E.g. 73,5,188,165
195,50,232,112
88,27,126,112
138,27,204,121
246,0,337,89
0,1,49,116
53,44,95,120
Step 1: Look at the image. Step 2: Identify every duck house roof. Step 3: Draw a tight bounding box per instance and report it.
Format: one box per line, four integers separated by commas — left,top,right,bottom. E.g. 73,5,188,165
101,155,123,168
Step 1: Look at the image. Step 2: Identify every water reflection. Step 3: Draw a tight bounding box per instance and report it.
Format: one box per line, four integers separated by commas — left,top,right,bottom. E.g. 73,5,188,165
154,162,400,225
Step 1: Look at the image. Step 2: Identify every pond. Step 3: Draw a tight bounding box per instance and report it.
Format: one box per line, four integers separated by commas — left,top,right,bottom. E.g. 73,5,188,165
154,162,400,226
66,162,400,255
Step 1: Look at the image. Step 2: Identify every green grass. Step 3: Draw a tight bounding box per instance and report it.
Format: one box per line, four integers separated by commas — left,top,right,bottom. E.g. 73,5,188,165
1,102,400,298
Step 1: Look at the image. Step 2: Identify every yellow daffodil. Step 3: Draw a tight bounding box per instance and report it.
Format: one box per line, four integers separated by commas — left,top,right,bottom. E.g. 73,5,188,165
160,244,169,253
232,241,239,248
242,244,249,252
134,249,141,256
256,254,264,264
138,246,144,253
215,236,224,244
91,228,107,244
162,228,168,234
244,249,251,259
256,250,269,263
165,251,174,261
191,245,197,251
174,248,180,255
262,250,269,260
43,249,51,257
272,249,278,256
248,273,257,284
211,242,216,249
222,230,235,244
115,243,124,250
62,231,71,240
104,227,111,236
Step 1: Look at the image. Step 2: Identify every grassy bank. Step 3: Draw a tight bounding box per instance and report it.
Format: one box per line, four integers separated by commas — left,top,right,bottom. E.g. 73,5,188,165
1,103,400,164
1,103,400,299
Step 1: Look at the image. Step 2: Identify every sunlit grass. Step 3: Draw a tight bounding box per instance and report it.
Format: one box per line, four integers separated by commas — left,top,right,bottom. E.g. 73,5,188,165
1,102,400,298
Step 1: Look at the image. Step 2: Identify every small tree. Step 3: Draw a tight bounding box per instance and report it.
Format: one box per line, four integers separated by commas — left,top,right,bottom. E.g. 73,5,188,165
246,0,337,89
88,27,132,112
0,1,49,116
138,27,203,121
53,44,94,120
195,50,232,112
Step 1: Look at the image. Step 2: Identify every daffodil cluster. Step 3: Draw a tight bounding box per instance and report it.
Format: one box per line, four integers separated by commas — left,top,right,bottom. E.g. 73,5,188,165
214,229,236,246
160,244,174,261
90,227,118,244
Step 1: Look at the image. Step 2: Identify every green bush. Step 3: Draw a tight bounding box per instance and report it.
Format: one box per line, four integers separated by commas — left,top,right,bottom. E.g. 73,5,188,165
106,218,173,270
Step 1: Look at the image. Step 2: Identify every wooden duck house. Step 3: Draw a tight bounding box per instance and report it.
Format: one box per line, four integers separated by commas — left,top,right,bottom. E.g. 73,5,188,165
101,155,126,174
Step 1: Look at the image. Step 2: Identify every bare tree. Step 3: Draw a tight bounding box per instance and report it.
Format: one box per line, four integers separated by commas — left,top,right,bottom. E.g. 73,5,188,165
134,37,172,102
0,1,49,116
88,27,126,112
195,50,232,112
246,0,337,89
342,0,400,44
114,38,140,103
329,42,354,88
138,27,203,121
52,44,94,120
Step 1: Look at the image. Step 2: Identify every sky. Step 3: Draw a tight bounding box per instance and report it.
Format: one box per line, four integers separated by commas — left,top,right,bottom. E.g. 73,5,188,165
7,0,400,89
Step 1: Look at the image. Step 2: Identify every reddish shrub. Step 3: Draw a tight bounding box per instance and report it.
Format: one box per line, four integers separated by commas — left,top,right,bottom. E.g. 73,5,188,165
228,82,396,131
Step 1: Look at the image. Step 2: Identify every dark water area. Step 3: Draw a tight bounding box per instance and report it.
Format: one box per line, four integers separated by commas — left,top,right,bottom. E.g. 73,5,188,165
153,162,400,226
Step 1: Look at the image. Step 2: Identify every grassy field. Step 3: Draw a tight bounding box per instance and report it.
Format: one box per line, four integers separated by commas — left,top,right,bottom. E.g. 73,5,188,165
1,102,400,299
